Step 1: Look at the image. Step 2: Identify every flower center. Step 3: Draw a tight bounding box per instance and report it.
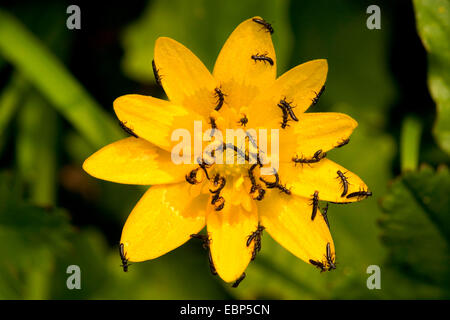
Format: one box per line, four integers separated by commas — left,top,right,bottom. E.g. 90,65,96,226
184,107,294,211
214,163,247,178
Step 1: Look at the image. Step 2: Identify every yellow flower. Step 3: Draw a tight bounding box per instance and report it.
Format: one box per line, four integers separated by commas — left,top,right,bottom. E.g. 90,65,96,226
83,17,370,284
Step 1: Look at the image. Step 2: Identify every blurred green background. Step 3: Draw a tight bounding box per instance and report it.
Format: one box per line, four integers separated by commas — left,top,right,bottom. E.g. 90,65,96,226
0,0,449,299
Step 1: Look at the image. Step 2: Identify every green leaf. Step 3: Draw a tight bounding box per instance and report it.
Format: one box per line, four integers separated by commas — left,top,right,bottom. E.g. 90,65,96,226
413,0,450,154
0,74,26,137
0,178,72,245
0,9,123,149
0,172,74,299
0,73,27,155
93,243,231,299
121,0,293,84
0,172,117,299
48,228,111,299
289,1,396,126
16,93,58,206
400,116,423,172
379,165,450,297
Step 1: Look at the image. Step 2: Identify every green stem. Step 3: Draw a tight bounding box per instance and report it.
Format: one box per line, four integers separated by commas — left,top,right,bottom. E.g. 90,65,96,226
400,116,422,172
16,93,57,206
0,74,27,153
0,9,122,149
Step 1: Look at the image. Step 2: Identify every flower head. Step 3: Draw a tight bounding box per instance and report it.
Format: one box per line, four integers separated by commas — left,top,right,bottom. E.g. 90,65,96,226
83,17,370,285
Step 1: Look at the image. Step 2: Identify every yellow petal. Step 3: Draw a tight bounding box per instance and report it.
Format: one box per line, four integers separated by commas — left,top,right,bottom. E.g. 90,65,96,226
154,37,217,117
279,112,358,162
121,183,207,262
207,191,258,283
259,193,334,265
82,137,196,185
279,159,369,203
114,94,206,152
246,59,328,129
213,16,276,110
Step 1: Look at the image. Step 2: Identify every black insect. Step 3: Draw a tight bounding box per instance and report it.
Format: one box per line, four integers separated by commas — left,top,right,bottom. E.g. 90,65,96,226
119,121,138,138
328,201,352,205
119,243,130,272
232,272,246,288
190,233,209,248
309,259,326,272
238,114,248,127
207,250,217,275
210,116,217,131
247,151,260,165
310,85,325,107
336,170,349,197
259,172,279,189
214,87,226,111
321,203,330,229
152,59,162,87
248,163,258,186
325,242,336,271
336,138,350,148
346,189,372,200
209,174,226,194
248,163,266,201
247,224,265,261
280,98,298,121
260,177,276,189
222,143,250,162
292,149,327,165
277,102,290,129
185,168,200,185
246,224,265,247
299,150,326,163
197,157,212,181
252,18,274,34
211,193,225,211
251,53,274,66
310,191,319,221
209,174,226,211
312,149,327,161
190,234,217,275
255,186,266,200
250,183,266,201
276,183,291,195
